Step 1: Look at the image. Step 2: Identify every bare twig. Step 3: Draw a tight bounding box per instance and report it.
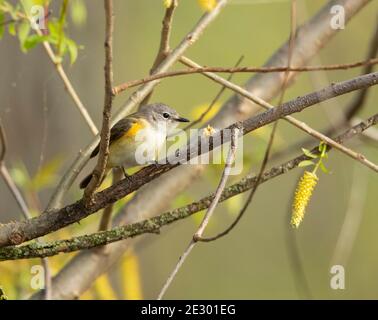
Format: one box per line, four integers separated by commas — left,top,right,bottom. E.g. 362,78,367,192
1,113,377,262
84,0,114,201
98,169,123,231
0,120,52,299
157,127,239,299
141,0,178,106
198,0,297,242
181,57,378,172
184,55,245,131
36,26,98,135
0,120,30,218
112,58,378,95
2,3,98,134
269,17,378,163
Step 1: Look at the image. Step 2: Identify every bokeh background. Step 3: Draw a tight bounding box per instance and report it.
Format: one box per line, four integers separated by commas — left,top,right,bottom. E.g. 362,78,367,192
0,0,377,299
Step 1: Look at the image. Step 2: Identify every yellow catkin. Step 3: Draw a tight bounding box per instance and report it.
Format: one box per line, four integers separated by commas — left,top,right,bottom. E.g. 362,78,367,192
197,0,217,11
291,171,318,228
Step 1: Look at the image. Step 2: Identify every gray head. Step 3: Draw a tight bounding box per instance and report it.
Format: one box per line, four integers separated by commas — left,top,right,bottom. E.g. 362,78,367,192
139,103,189,130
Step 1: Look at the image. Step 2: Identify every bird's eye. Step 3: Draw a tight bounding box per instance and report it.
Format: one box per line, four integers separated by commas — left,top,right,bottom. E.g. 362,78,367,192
163,112,170,119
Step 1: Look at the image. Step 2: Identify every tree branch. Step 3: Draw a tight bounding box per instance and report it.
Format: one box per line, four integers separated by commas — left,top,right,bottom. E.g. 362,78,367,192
112,58,378,95
1,113,376,261
180,57,378,172
0,120,52,299
197,0,298,243
83,0,114,201
0,71,377,248
141,0,178,106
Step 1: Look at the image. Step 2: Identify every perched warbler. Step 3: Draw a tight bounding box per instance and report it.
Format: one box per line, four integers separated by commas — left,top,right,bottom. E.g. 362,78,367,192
80,103,189,189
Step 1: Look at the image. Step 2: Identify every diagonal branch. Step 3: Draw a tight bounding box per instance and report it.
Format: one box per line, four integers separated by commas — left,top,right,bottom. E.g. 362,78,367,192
0,120,52,299
1,113,376,262
180,56,378,172
0,71,377,248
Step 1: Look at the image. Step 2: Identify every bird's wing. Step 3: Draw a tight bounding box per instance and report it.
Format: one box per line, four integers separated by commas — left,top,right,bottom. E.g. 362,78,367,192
90,117,138,158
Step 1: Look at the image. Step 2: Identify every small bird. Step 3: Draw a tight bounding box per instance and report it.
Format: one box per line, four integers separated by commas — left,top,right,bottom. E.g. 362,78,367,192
80,103,189,189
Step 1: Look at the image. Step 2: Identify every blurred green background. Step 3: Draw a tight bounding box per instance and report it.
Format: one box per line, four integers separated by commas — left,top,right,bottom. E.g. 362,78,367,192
0,0,377,299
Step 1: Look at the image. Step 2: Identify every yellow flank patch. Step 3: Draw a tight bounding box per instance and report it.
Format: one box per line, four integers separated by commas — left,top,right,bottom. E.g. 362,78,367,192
124,120,146,138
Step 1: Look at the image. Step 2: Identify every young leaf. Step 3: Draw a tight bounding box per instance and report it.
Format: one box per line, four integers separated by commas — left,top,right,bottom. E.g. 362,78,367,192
319,161,329,173
18,21,31,52
301,147,318,159
65,37,78,64
298,160,315,168
24,34,50,50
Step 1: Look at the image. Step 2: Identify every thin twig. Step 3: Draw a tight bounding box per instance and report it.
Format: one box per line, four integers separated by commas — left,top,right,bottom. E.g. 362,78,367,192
157,127,239,299
112,58,378,95
180,57,378,173
0,120,52,299
269,17,378,164
184,55,244,131
1,114,377,261
84,0,114,202
35,22,97,134
6,5,98,135
198,0,297,242
141,0,178,106
98,169,123,231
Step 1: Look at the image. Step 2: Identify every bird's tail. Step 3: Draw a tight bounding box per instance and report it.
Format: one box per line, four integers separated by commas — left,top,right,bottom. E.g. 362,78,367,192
79,168,110,189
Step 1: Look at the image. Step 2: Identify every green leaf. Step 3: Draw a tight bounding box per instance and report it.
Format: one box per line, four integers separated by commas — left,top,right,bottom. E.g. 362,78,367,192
301,147,318,159
298,160,315,168
319,161,329,173
18,21,31,52
65,37,78,64
24,33,50,50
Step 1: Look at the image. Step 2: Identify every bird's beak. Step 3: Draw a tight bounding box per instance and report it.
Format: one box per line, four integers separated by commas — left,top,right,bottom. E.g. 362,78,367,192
175,116,190,123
